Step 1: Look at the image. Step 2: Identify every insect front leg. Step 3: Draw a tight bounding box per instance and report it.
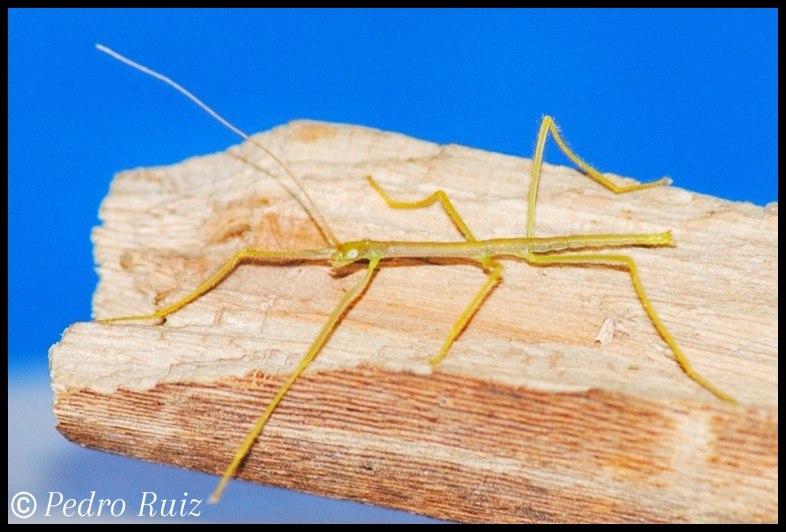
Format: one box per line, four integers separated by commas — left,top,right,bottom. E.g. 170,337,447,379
209,255,381,503
98,247,335,324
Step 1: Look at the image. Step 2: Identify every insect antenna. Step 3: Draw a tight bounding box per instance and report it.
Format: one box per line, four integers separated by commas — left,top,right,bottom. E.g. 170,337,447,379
96,44,341,248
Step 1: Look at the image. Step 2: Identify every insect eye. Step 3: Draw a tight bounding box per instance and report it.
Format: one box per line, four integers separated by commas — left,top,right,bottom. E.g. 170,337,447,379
346,248,359,260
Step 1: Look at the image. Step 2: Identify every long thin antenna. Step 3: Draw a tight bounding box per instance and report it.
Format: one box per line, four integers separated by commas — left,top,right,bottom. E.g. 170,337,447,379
96,44,341,248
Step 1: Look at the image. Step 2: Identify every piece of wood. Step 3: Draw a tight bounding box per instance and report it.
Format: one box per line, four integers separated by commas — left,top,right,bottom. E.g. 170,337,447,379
50,121,778,523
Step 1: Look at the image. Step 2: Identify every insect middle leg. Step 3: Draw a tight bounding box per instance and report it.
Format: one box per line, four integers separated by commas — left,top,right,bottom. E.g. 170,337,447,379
429,259,503,366
366,176,504,365
366,175,476,241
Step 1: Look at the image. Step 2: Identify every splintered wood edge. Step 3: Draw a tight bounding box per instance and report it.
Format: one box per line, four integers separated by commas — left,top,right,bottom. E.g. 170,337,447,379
50,121,778,522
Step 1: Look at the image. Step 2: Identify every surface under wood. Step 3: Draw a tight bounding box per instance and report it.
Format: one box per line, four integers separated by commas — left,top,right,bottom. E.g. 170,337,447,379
50,121,778,522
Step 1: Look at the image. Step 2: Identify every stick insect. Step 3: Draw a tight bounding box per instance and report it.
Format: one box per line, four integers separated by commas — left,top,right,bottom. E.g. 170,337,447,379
96,45,736,503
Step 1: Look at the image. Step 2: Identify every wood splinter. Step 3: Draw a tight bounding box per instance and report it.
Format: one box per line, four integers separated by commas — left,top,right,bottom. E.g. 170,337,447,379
49,47,777,523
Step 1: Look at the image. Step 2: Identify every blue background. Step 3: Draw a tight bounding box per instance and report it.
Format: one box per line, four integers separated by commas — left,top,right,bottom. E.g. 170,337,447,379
8,9,777,523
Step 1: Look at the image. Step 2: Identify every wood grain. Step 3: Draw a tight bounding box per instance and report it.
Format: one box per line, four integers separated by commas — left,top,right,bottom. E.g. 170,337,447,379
50,121,778,522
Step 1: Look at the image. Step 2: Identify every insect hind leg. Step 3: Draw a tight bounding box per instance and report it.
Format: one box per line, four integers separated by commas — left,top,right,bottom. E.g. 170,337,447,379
523,250,736,405
527,116,671,238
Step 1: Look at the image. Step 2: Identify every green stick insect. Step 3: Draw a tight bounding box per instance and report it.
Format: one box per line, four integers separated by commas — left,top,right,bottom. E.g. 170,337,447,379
96,45,736,503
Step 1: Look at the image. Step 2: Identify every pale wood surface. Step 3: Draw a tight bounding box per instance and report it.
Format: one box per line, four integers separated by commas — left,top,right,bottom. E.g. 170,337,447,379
50,121,778,522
